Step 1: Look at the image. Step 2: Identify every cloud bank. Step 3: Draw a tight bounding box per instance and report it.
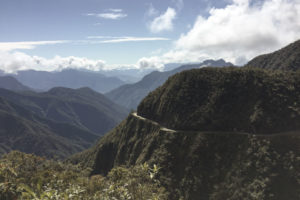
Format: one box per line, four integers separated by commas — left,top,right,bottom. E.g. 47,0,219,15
0,51,107,73
141,0,300,67
86,9,127,20
88,36,169,43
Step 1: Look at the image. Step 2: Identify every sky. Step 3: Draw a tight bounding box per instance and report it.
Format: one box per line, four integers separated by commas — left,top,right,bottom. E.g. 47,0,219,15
0,0,300,73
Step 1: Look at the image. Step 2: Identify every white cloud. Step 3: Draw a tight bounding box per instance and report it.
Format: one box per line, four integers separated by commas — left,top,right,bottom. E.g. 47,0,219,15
175,0,300,64
0,51,107,73
86,11,127,20
0,40,68,51
137,56,164,70
149,7,177,33
85,36,169,43
97,37,170,43
140,0,300,67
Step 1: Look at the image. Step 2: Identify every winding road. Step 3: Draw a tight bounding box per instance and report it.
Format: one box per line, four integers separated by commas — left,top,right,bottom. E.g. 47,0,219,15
131,112,300,137
131,112,176,133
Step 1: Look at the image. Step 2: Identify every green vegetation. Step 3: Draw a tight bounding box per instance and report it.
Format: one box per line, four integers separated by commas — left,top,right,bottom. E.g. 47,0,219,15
0,96,98,159
0,86,130,158
0,151,166,200
245,39,300,71
2,41,300,199
70,114,300,199
138,67,300,134
0,87,128,135
73,67,300,199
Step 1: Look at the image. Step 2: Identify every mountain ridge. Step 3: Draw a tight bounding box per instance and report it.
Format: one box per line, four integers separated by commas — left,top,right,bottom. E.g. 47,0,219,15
71,67,300,199
10,69,125,93
245,40,300,71
106,59,232,109
0,96,98,158
0,87,128,135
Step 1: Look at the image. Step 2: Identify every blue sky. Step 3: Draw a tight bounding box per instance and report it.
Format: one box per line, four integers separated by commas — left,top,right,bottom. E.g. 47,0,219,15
0,0,220,62
0,0,300,72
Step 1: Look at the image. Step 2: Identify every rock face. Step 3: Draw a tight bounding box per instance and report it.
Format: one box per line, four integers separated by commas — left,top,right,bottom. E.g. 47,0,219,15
245,40,300,71
72,67,300,200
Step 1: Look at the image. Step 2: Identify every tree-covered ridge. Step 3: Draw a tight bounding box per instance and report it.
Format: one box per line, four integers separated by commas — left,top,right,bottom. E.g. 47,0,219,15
0,87,128,135
0,96,98,159
70,113,300,200
106,59,232,110
0,151,167,200
245,40,300,71
138,67,300,134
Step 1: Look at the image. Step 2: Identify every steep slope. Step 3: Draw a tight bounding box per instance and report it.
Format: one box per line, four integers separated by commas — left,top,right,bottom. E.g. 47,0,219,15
72,67,300,200
138,67,300,134
106,59,232,109
0,87,128,135
245,40,300,71
13,69,125,93
0,76,31,91
0,97,97,158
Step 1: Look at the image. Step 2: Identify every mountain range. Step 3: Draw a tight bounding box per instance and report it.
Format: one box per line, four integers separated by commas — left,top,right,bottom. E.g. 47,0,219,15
8,69,125,93
71,41,300,199
1,39,300,199
0,96,98,158
0,86,129,158
106,59,233,110
0,87,128,135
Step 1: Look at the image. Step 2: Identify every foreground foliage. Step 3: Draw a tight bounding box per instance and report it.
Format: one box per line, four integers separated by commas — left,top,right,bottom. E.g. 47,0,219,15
0,151,166,200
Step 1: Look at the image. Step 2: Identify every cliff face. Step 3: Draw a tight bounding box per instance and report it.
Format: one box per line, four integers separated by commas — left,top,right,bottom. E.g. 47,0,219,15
72,67,300,200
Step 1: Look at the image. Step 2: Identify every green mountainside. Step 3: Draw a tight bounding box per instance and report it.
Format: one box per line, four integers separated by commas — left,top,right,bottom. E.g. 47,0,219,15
71,67,300,199
2,40,300,199
106,59,232,110
138,67,300,134
245,40,300,71
0,97,98,158
0,87,128,135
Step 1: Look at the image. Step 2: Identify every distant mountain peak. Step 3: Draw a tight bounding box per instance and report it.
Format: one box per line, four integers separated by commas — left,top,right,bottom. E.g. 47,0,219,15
10,69,125,93
106,59,233,110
